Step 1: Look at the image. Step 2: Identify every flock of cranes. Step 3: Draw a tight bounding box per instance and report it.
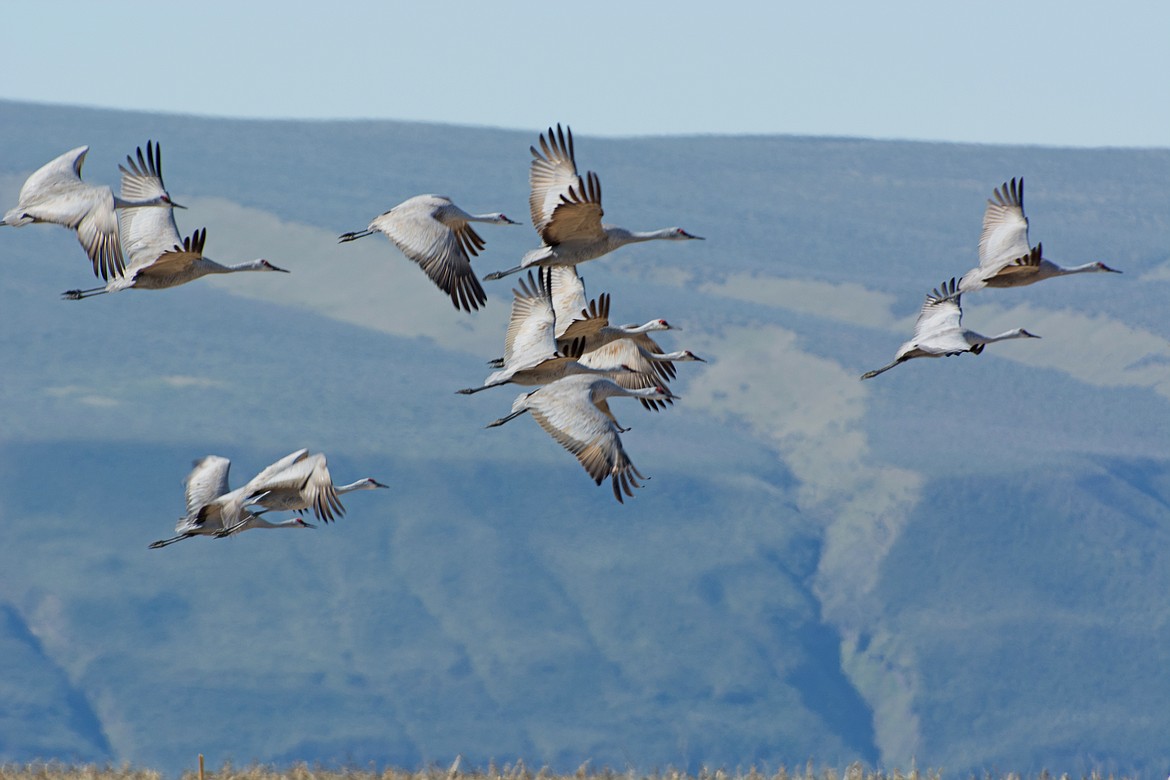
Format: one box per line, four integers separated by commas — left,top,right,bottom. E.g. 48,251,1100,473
860,177,1120,380
1,122,707,522
2,124,1123,517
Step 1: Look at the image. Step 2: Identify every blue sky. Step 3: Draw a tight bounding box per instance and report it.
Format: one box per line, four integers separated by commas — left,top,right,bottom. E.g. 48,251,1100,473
1,0,1167,148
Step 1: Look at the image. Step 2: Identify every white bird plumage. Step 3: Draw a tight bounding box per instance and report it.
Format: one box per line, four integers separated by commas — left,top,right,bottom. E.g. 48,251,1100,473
485,375,675,503
1,141,183,281
237,449,389,525
339,194,518,312
957,177,1120,294
149,450,388,547
553,290,676,356
483,125,703,281
148,455,313,549
62,143,288,299
457,270,619,394
860,278,1040,380
577,337,705,411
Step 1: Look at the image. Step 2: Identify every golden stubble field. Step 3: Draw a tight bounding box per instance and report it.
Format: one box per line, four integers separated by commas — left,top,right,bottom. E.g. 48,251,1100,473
0,760,1133,780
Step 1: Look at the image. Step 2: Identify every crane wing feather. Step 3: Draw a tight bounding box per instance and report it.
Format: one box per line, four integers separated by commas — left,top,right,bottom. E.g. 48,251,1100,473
978,177,1030,271
371,196,487,312
529,125,605,245
503,270,557,368
183,456,233,520
526,377,646,502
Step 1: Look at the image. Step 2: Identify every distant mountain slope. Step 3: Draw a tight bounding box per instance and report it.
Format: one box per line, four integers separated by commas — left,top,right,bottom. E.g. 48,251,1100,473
1,100,1169,777
0,605,110,762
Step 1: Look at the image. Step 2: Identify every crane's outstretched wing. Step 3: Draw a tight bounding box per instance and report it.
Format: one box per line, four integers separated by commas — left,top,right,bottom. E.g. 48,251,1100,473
911,278,970,355
549,265,588,337
503,269,557,369
11,146,125,281
248,453,346,523
978,178,1030,271
529,379,647,503
247,449,310,487
529,124,605,246
579,338,675,411
182,455,232,521
372,195,488,312
118,142,183,275
982,243,1043,282
556,293,610,350
132,228,205,282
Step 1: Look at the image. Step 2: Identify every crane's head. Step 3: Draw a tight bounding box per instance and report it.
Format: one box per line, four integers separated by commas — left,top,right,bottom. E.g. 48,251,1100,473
680,350,706,362
1096,261,1122,273
162,193,188,210
258,259,289,273
357,478,390,490
671,228,704,240
295,518,316,529
492,213,520,225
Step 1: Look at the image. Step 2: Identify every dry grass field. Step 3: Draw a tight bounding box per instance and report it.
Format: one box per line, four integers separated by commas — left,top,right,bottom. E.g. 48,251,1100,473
0,760,1132,780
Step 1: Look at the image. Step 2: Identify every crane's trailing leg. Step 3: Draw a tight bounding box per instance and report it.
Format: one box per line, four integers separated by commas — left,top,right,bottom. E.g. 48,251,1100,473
337,229,375,243
485,409,528,428
860,360,902,380
483,265,524,281
62,286,109,300
148,533,191,549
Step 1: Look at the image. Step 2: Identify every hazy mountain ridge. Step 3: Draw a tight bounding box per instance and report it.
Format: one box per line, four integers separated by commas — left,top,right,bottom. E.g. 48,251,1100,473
1,100,1169,776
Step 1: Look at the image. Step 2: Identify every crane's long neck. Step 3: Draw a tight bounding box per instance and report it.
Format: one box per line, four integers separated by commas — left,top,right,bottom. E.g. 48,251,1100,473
605,227,676,249
969,329,1033,346
336,480,386,494
248,516,307,530
217,260,269,274
646,350,691,362
614,321,667,337
594,382,670,403
1053,262,1107,275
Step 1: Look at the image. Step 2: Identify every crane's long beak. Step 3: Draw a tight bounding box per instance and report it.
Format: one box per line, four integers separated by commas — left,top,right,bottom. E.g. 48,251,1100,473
171,200,188,210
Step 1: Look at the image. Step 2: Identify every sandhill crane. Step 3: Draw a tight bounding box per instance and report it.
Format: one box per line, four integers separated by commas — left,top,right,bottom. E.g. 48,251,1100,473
1,141,184,281
458,270,625,394
485,375,675,502
556,291,676,356
957,177,1120,294
233,449,389,526
63,143,287,299
62,226,287,299
578,338,705,411
860,278,1040,380
338,194,518,312
148,455,312,549
483,124,702,280
485,292,676,371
